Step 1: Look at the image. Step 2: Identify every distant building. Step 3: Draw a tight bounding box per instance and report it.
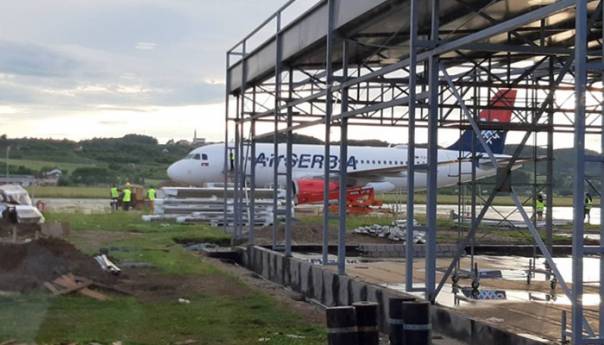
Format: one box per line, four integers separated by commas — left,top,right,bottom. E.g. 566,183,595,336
0,175,35,187
192,130,206,147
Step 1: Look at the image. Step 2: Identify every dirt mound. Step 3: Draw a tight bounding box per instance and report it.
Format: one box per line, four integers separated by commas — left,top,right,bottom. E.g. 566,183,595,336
0,238,115,292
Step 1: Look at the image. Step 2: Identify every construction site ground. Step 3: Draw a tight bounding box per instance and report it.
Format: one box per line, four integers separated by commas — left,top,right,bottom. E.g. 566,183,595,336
320,255,598,343
0,212,326,345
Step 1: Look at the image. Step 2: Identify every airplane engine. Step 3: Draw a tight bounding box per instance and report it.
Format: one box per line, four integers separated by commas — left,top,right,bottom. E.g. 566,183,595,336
293,179,339,205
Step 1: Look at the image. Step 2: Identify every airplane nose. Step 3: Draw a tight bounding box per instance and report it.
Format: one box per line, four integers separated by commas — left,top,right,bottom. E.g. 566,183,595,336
167,162,181,182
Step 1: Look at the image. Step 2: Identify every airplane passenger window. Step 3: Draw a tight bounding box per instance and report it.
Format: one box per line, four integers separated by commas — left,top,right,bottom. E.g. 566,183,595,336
372,160,375,164
389,161,392,164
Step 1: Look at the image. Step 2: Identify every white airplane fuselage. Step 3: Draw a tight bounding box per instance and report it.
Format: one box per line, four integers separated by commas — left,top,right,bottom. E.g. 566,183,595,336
167,143,509,193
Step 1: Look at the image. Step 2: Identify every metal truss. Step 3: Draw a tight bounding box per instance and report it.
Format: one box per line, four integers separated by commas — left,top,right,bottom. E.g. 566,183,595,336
225,0,604,343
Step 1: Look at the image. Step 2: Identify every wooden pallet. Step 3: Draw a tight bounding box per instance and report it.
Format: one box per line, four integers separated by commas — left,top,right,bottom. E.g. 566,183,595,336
44,274,108,301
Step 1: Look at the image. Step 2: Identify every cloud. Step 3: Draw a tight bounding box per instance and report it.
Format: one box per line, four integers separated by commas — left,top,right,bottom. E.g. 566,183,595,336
0,40,79,78
135,42,157,50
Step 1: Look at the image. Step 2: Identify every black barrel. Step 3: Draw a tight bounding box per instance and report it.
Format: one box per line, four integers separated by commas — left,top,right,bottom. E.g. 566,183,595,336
402,301,431,345
353,302,379,345
389,297,416,345
326,306,359,345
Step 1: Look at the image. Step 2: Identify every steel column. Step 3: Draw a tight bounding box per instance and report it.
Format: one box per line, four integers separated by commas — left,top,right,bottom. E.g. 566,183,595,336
600,1,604,335
322,0,336,265
338,40,349,275
425,0,440,301
249,88,257,243
272,13,283,251
406,0,418,292
224,52,231,241
573,0,589,342
285,69,294,257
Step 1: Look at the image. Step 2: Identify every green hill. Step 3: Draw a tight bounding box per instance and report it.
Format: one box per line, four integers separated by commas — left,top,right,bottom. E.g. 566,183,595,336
0,134,193,185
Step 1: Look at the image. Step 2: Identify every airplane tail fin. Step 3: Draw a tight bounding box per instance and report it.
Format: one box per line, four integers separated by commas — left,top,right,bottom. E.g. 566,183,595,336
447,89,517,155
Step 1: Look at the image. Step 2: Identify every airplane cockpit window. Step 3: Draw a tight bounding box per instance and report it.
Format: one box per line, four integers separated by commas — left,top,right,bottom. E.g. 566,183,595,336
192,154,201,160
201,153,208,160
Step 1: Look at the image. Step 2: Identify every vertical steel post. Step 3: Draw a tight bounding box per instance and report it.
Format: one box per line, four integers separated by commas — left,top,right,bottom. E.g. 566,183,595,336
546,57,554,261
285,68,294,257
249,86,257,244
338,40,349,275
600,2,604,335
572,0,588,342
238,41,248,240
273,13,283,251
406,0,418,291
233,95,241,240
426,0,440,301
224,52,231,240
322,0,336,265
238,106,245,239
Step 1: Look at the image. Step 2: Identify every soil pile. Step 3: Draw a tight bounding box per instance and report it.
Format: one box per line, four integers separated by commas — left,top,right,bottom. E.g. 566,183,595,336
0,238,114,292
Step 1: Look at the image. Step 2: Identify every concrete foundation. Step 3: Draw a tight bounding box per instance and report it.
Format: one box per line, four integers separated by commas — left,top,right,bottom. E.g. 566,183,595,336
241,245,550,345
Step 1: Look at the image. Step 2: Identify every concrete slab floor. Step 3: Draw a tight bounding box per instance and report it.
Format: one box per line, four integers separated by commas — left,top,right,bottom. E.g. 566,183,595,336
301,253,602,343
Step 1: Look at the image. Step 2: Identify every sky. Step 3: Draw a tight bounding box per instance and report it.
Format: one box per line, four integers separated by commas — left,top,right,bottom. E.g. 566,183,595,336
0,0,600,150
0,0,292,143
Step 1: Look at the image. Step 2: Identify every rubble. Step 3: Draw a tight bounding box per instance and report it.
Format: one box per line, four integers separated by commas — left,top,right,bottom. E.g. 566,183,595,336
351,219,426,243
0,238,117,293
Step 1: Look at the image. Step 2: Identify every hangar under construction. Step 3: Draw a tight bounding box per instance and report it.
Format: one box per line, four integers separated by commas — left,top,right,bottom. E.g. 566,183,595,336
224,1,604,344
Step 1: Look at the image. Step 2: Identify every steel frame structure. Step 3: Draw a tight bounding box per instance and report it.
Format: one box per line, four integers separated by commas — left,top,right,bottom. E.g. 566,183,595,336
225,0,604,343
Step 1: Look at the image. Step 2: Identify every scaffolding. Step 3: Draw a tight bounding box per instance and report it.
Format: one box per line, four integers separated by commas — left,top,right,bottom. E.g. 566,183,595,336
225,0,604,343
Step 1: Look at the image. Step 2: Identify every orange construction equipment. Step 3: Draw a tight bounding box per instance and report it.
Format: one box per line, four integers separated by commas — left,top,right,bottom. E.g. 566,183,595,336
295,179,382,214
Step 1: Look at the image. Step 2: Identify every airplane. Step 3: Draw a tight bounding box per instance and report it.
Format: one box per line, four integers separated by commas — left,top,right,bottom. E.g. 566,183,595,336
167,89,519,200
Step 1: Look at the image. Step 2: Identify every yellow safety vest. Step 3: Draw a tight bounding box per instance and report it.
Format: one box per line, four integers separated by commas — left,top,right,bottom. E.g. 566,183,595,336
147,188,156,201
536,200,545,212
111,187,119,198
586,197,593,210
123,189,132,203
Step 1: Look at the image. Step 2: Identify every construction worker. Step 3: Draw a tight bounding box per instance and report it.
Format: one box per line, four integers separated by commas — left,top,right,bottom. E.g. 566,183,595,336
122,185,132,211
535,193,545,221
229,149,235,171
147,186,157,213
585,193,593,224
110,184,119,212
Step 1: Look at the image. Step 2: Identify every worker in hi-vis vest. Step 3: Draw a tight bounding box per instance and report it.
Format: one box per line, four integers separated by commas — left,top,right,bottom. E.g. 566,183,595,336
229,149,235,171
585,193,593,224
147,186,157,213
122,185,132,211
110,184,119,212
535,193,545,221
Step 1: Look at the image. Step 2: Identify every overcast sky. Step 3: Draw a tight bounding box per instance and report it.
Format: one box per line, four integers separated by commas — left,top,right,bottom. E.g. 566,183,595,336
0,1,599,150
0,0,297,143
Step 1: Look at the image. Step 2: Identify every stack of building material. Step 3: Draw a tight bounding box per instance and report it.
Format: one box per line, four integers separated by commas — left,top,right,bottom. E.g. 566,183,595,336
352,219,425,243
142,187,288,227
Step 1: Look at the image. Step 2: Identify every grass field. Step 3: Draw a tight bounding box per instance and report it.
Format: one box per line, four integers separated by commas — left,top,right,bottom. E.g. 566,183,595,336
0,158,98,172
27,186,109,199
1,212,325,344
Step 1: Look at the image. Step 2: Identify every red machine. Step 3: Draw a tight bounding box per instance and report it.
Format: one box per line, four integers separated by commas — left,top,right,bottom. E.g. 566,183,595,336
295,179,382,214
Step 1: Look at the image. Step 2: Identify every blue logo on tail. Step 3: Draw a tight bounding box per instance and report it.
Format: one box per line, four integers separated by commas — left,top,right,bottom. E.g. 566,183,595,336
447,129,507,154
